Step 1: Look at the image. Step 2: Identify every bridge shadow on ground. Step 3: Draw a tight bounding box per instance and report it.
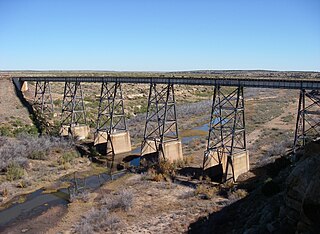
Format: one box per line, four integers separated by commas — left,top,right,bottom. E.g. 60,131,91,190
188,154,294,234
177,164,224,183
12,80,42,134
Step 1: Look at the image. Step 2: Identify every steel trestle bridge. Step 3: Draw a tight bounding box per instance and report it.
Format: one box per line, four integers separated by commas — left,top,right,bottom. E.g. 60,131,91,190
13,75,320,181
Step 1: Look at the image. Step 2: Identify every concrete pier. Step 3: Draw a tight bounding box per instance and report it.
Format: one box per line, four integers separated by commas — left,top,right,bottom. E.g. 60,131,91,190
142,139,183,163
60,125,90,140
94,131,132,155
204,148,249,181
21,81,28,92
231,151,250,180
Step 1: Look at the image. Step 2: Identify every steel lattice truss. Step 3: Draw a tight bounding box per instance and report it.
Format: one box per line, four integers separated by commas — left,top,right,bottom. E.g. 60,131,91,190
204,86,247,180
142,84,179,156
61,81,87,127
95,82,127,134
33,81,54,113
294,90,320,152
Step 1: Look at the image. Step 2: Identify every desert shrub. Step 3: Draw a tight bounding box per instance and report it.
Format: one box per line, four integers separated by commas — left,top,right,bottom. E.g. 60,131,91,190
265,140,291,157
58,151,78,165
73,219,94,234
228,189,248,201
195,184,219,199
17,134,73,160
173,159,185,168
0,134,74,171
0,181,13,198
6,163,24,181
70,190,90,203
73,208,123,233
0,139,28,171
0,126,14,137
118,189,134,211
179,190,195,199
153,173,165,182
13,125,38,136
100,189,134,211
29,150,47,160
159,160,176,177
17,179,32,188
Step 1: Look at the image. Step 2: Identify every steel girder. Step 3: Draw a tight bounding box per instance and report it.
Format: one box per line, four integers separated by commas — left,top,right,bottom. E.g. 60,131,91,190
95,82,127,135
204,86,247,181
141,83,179,159
293,90,320,152
33,81,54,113
18,76,320,90
61,81,87,127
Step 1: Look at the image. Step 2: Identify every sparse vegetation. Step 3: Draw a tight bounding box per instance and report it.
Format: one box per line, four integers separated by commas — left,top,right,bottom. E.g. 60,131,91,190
0,134,75,179
6,163,25,181
195,184,219,199
58,151,78,166
73,188,133,233
100,189,134,211
73,207,123,233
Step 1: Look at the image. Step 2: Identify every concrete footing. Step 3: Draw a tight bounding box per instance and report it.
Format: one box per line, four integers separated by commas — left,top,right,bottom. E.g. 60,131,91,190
94,131,132,155
60,125,90,140
141,139,183,163
231,151,250,180
204,149,249,181
21,81,28,92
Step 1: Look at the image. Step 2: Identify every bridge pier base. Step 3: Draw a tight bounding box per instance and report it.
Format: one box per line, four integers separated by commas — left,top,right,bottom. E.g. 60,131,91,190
94,82,131,156
141,139,183,163
141,83,183,163
293,90,320,153
94,131,131,155
60,81,88,139
203,86,249,182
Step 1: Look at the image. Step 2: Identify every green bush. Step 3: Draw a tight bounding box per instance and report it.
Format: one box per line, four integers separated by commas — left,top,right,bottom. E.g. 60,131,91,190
58,151,78,165
13,125,38,136
0,126,13,137
29,150,47,160
6,163,25,181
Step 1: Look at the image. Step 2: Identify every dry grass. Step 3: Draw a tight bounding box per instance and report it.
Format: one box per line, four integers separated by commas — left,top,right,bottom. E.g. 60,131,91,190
73,188,134,233
195,184,219,199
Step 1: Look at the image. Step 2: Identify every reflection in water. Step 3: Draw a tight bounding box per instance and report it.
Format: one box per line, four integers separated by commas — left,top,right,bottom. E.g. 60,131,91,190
128,122,210,167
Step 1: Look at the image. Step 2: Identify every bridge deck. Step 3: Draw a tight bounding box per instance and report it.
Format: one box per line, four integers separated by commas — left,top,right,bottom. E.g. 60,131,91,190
16,76,320,90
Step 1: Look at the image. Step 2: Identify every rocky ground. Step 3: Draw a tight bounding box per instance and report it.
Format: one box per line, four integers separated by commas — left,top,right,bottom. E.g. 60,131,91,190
188,140,320,234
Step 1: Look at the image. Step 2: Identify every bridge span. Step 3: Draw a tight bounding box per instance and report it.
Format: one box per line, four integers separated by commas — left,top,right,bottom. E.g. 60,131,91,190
12,76,320,182
16,75,320,90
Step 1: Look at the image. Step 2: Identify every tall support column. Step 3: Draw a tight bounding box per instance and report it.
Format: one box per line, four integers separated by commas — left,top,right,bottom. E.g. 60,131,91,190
141,83,182,162
203,86,248,182
94,82,131,156
33,81,54,114
293,90,320,153
60,81,88,139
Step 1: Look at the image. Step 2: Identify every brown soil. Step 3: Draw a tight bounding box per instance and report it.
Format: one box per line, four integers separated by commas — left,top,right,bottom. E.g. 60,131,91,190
3,205,67,234
0,78,32,124
48,174,223,234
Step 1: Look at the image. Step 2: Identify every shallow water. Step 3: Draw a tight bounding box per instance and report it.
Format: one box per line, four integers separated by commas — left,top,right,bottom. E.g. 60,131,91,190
0,170,126,229
0,122,211,228
128,122,210,166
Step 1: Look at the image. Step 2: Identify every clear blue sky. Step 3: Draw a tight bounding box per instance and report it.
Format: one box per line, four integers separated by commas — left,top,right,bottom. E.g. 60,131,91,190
0,0,319,71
